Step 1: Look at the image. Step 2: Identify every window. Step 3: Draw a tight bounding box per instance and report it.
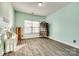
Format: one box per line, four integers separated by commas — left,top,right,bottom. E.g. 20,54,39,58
24,20,40,34
33,21,40,33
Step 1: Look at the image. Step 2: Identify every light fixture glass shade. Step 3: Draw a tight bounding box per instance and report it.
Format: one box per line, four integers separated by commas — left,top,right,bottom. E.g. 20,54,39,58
38,2,42,7
38,2,46,7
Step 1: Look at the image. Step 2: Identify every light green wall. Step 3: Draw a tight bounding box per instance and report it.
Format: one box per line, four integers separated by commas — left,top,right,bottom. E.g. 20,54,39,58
46,3,79,48
0,2,14,28
0,3,2,16
15,11,46,27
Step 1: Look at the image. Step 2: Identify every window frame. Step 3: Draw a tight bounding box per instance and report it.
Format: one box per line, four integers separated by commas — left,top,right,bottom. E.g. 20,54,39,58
24,20,40,34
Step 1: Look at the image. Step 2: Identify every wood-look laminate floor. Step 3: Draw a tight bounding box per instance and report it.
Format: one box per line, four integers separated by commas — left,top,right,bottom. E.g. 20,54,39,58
4,38,79,56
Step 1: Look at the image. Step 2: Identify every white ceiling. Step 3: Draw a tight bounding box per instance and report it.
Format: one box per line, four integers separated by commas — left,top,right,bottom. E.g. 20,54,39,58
12,2,69,16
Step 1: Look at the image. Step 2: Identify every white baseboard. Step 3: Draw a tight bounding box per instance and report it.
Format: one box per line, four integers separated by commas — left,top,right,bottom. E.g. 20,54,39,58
48,36,79,49
22,33,40,39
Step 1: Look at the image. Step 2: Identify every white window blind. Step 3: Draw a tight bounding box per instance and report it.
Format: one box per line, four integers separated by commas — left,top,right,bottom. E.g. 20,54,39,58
24,20,40,34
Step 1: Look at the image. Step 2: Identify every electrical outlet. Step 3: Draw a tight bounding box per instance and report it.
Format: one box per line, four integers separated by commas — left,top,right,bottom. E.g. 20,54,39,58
73,40,76,43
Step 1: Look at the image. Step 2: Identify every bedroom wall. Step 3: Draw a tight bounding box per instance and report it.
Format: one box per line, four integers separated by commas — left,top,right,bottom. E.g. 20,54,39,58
0,2,15,28
0,3,2,16
46,3,79,49
15,11,46,38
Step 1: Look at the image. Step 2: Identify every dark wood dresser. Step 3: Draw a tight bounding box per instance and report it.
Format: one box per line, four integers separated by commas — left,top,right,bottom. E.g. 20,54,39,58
40,21,49,38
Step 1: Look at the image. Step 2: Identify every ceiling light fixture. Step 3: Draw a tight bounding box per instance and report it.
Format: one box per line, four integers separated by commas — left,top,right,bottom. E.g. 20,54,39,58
38,2,45,7
38,2,42,7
